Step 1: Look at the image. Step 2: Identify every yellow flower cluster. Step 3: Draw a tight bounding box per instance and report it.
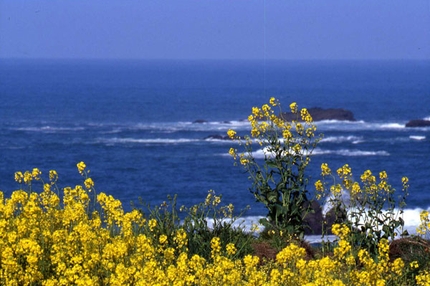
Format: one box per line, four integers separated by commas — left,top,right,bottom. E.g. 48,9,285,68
1,165,427,285
417,210,430,237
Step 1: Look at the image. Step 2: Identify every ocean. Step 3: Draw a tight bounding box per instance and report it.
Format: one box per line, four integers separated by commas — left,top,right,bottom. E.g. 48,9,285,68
1,59,429,237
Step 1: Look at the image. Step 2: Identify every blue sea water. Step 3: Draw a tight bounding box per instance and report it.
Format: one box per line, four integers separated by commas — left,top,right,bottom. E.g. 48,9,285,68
1,59,429,234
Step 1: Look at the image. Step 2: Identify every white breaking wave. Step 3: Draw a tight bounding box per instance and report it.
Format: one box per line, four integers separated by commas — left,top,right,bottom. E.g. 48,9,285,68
410,135,426,141
206,206,427,243
321,135,363,144
101,137,200,144
15,126,85,133
330,149,390,156
251,147,389,158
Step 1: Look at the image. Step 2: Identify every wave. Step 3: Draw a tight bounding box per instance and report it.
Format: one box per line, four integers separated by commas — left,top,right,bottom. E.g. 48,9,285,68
251,147,389,158
410,135,426,141
14,126,86,133
321,135,363,144
99,137,201,145
8,118,422,135
207,206,427,242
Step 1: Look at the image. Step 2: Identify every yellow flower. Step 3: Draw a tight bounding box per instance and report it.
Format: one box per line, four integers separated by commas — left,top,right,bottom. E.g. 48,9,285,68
315,180,324,192
49,170,58,182
290,102,298,113
227,129,237,139
269,97,277,106
84,178,94,189
159,234,168,245
402,176,409,188
23,171,32,184
283,129,292,139
379,171,388,180
337,164,351,178
321,163,331,176
148,219,157,232
226,243,237,256
32,168,42,180
409,261,419,269
77,161,86,174
14,171,24,183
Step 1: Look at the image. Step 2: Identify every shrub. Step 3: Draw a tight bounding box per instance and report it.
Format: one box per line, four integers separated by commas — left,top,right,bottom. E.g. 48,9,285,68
228,98,322,238
316,164,409,256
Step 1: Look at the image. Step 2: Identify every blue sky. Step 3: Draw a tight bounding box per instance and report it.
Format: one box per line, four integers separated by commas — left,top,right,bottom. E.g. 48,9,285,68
1,0,429,60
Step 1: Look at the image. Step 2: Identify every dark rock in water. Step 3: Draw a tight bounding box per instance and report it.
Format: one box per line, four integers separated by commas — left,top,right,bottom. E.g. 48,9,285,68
303,200,348,235
204,134,233,140
281,107,356,122
193,119,208,124
405,119,430,127
303,200,323,235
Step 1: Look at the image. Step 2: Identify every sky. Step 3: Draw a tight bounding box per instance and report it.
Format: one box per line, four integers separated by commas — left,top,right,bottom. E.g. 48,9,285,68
1,0,429,60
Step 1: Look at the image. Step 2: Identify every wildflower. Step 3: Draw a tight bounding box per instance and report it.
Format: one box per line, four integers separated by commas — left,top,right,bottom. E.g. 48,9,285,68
159,235,168,245
315,180,324,192
84,178,94,189
77,161,86,174
240,154,249,165
290,102,298,113
402,176,409,188
226,243,237,256
293,143,302,153
227,129,237,139
269,97,277,106
23,171,32,184
32,168,42,180
321,163,331,176
337,164,351,178
14,171,24,183
410,261,419,269
49,170,58,182
262,104,271,116
379,171,388,180
283,129,292,139
148,219,157,232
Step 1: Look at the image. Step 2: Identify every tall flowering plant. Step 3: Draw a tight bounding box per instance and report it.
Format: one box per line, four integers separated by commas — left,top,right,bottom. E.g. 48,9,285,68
315,163,409,256
228,98,322,238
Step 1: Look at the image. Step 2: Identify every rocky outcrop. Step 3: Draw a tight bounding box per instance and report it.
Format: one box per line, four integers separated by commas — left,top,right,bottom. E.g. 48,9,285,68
303,200,347,235
204,134,233,140
405,119,430,128
281,108,355,122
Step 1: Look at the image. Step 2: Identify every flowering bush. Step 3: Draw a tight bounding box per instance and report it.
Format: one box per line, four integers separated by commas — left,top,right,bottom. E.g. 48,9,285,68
1,162,430,285
316,163,409,256
228,98,322,238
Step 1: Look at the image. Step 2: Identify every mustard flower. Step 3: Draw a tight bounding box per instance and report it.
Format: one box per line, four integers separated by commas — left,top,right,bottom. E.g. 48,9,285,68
77,161,86,174
23,171,32,184
321,163,331,176
84,178,94,189
49,170,58,182
226,243,237,256
269,97,277,106
32,168,42,180
148,218,157,232
227,129,236,139
210,237,221,255
337,164,351,178
290,102,298,113
14,171,24,183
314,180,324,192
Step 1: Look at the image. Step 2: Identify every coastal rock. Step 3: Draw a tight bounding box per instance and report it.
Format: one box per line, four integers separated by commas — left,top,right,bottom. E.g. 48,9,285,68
193,119,208,124
281,107,355,122
303,200,348,235
204,134,233,140
405,119,430,128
